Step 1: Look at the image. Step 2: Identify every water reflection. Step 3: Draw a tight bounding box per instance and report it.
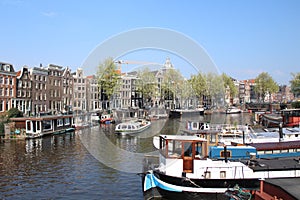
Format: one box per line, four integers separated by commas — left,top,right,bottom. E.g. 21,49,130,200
0,113,253,200
25,138,42,153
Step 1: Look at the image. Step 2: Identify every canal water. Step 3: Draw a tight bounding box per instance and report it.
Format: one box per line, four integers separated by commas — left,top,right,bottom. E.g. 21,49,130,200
0,113,253,200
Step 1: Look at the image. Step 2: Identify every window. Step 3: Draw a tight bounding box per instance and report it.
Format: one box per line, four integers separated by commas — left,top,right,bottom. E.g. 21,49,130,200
0,77,3,84
204,171,211,179
57,119,63,127
220,150,231,158
65,118,70,125
43,120,52,131
210,134,216,143
220,171,226,179
0,100,3,111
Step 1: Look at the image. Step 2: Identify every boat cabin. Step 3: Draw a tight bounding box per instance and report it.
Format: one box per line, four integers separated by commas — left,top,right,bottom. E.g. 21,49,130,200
282,109,300,127
158,135,208,175
158,135,257,179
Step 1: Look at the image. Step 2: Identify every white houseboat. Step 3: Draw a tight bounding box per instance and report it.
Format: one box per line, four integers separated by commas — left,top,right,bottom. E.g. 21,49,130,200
142,135,300,200
10,114,74,139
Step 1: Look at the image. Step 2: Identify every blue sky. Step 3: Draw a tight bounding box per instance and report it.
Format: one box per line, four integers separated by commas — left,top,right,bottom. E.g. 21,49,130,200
1,0,299,85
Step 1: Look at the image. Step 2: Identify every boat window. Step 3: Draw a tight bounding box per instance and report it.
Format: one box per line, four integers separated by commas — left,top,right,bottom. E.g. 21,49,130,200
128,125,132,130
57,119,63,127
265,150,273,154
257,151,264,155
195,142,202,158
184,142,193,157
204,171,211,179
273,150,280,154
210,134,216,143
166,140,181,158
65,118,70,125
220,171,226,179
160,138,167,156
193,122,198,129
43,120,52,131
36,121,40,131
26,121,31,131
220,150,231,158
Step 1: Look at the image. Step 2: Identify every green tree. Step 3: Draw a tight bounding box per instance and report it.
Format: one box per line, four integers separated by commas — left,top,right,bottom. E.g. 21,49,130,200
97,57,120,109
161,68,184,109
254,72,279,103
7,108,23,118
290,72,300,98
189,73,207,105
136,67,157,107
206,73,225,107
222,73,238,103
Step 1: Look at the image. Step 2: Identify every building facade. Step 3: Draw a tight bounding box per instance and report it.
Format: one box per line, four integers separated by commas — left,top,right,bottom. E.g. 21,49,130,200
72,68,87,113
0,62,17,113
47,64,64,114
15,66,32,115
30,66,49,114
62,67,73,113
86,75,101,112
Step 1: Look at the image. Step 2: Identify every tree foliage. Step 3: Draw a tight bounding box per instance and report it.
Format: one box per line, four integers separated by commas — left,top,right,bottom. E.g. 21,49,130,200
190,73,207,98
7,108,23,118
290,72,300,98
136,67,157,105
161,68,184,100
254,72,279,102
205,73,225,107
97,57,120,101
222,73,238,97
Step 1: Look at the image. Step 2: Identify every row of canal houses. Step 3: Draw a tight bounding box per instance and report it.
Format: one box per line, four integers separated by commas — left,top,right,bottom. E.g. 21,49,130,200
0,58,188,116
0,59,295,117
0,62,101,116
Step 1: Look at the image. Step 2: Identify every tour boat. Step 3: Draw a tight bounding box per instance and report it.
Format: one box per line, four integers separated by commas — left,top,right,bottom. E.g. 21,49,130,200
225,106,242,114
142,134,300,200
115,119,151,135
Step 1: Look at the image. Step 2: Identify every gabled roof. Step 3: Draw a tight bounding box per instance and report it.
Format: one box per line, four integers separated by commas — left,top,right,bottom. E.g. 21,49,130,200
0,62,15,72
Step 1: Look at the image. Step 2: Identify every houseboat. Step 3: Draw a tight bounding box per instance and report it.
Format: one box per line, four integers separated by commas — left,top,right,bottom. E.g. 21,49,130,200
91,112,101,123
115,119,151,135
100,114,115,124
10,114,74,139
169,107,204,118
142,135,300,200
260,108,300,127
